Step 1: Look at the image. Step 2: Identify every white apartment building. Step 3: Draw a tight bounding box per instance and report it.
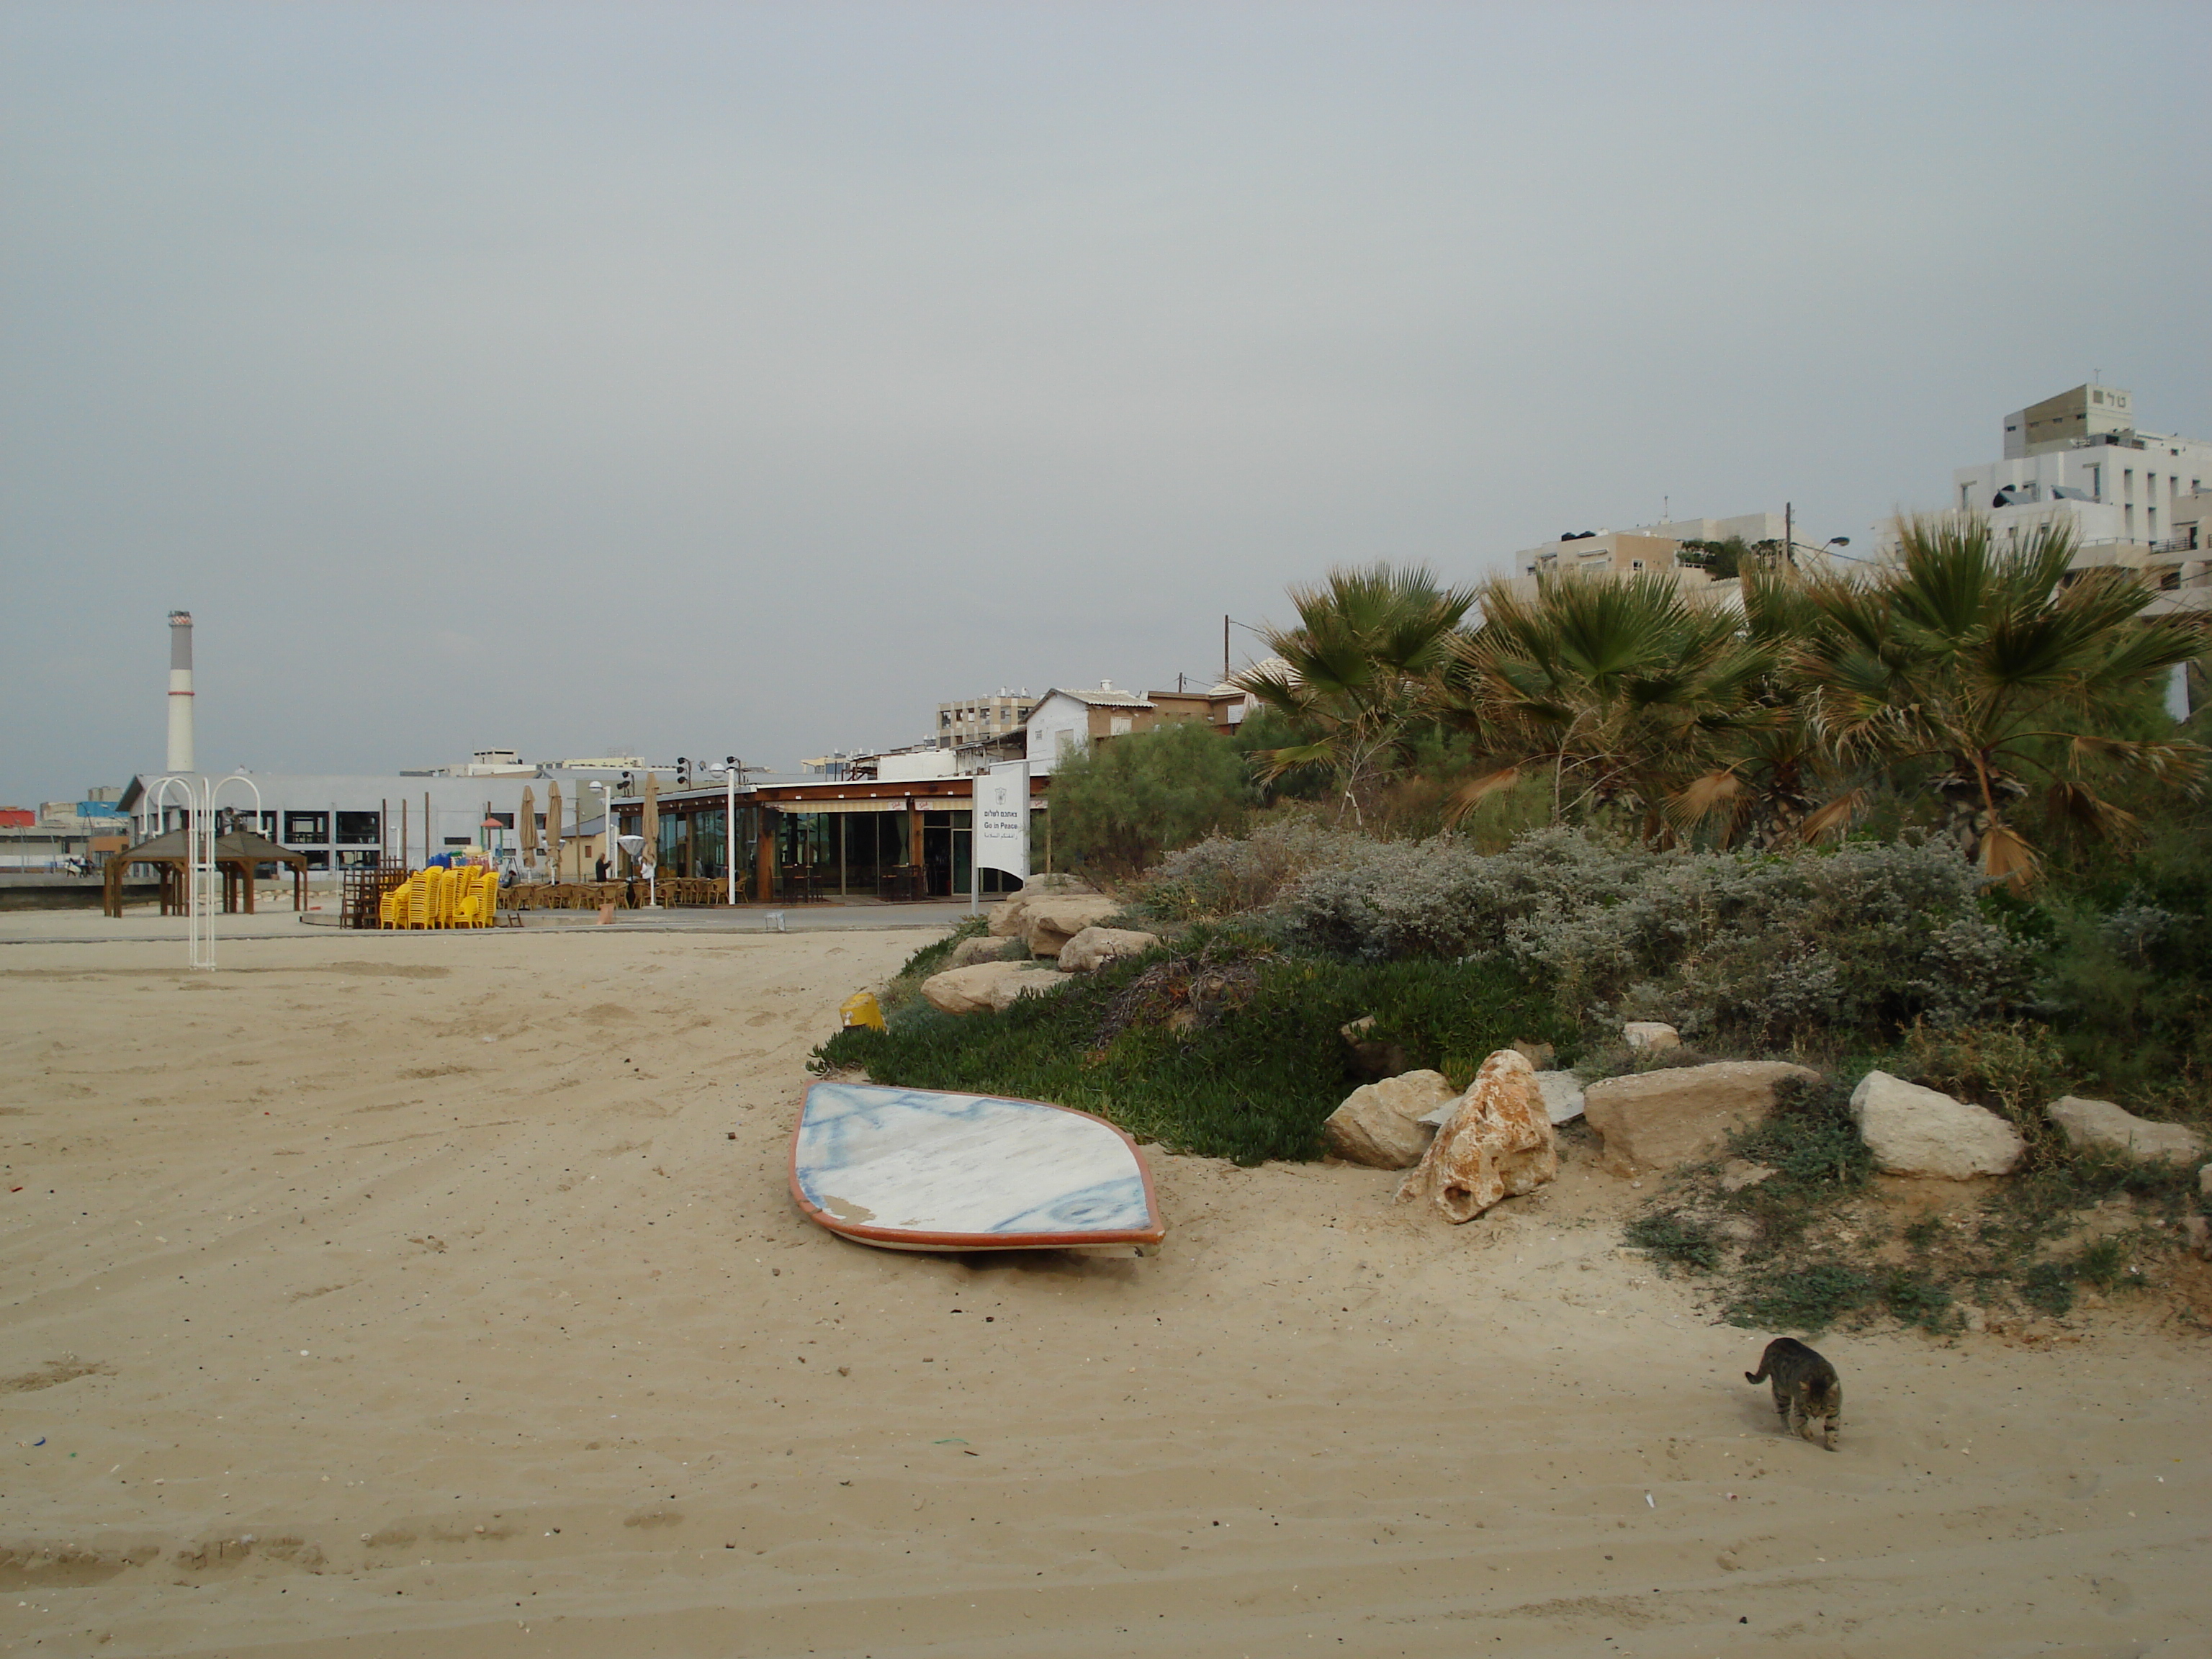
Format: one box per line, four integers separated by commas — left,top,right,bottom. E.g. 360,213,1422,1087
1933,385,2212,588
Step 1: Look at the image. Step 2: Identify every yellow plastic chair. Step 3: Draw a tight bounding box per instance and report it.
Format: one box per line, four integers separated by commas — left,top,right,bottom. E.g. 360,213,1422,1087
401,873,432,930
458,870,501,927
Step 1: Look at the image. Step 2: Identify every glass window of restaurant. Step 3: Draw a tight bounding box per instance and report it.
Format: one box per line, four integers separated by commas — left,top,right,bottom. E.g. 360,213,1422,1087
771,809,913,898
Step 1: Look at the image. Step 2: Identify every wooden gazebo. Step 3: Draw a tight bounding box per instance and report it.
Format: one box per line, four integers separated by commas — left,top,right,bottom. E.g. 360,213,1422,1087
104,827,310,918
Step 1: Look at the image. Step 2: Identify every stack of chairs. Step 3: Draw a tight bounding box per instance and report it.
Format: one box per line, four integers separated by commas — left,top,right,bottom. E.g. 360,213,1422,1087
375,868,503,929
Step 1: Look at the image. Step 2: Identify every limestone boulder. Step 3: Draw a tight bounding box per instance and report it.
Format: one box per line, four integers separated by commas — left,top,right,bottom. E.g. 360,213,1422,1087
1849,1069,2026,1179
2201,1162,2212,1200
919,961,1075,1016
1420,1069,1583,1128
986,873,1094,939
1581,1061,1818,1172
1397,1049,1557,1223
2046,1095,2207,1164
1623,1022,1680,1053
1324,1070,1459,1169
1021,894,1123,958
2183,1215,2212,1263
1057,926,1161,973
945,933,1018,968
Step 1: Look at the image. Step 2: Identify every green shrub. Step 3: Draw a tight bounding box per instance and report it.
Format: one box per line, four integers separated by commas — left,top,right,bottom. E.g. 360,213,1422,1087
2017,1262,2075,1317
1896,1019,2072,1164
1624,1210,1722,1274
1730,1074,1874,1194
811,945,1571,1164
1048,721,1256,880
1133,817,1353,925
1725,1263,1877,1333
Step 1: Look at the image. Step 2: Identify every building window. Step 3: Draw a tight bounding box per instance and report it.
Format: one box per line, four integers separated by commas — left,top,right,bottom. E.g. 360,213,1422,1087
1960,484,1972,511
284,811,328,843
2089,465,2101,499
335,810,380,845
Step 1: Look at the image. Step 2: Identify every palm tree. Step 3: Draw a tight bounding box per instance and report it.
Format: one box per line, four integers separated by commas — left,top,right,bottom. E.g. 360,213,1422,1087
1236,563,1476,826
1438,571,1773,840
1668,564,1869,848
1789,514,2208,884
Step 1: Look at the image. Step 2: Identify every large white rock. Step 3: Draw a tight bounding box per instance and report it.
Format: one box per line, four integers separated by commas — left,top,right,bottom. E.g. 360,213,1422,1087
1849,1069,2025,1179
1398,1050,1558,1223
919,961,1075,1016
986,874,1094,939
1021,894,1124,958
1325,1070,1460,1169
1581,1061,1820,1172
2046,1095,2207,1164
1622,1022,1680,1052
1056,926,1161,973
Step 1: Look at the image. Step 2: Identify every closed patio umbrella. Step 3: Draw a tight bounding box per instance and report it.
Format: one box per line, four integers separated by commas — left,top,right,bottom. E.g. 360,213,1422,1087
546,782,562,880
642,770,659,870
519,786,538,869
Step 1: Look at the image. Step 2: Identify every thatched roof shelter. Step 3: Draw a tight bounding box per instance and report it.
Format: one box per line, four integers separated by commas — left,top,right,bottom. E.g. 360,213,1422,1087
104,827,309,918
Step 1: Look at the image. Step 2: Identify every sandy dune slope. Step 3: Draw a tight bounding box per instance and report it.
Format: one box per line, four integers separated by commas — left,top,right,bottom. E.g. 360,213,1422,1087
1,927,2206,1657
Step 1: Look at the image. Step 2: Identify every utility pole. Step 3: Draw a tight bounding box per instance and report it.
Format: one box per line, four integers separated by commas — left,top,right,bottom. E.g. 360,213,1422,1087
1784,501,1794,566
1223,615,1230,683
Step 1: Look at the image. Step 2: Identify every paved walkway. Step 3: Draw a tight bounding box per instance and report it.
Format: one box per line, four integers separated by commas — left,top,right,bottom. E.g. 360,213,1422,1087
0,898,988,947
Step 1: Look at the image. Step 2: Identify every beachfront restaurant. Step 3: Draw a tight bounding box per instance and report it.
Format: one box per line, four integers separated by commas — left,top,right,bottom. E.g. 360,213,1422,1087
609,773,1048,903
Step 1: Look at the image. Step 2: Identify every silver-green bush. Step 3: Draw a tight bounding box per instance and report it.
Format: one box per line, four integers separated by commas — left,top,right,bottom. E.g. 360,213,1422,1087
1173,826,2033,1045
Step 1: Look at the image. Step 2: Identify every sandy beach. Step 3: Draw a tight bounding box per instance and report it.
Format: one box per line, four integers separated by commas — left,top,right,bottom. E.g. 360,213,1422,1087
2,918,2207,1658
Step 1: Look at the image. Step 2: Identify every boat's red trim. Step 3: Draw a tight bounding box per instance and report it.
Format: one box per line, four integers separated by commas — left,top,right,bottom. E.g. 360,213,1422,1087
787,1079,1166,1250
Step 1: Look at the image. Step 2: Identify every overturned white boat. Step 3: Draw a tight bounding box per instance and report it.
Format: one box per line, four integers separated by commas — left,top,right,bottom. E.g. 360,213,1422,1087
790,1080,1164,1251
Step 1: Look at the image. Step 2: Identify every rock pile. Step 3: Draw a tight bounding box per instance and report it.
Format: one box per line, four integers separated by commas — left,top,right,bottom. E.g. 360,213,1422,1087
987,876,1123,958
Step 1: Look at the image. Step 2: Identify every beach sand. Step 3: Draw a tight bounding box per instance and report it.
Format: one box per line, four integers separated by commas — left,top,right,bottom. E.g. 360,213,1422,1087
2,923,2206,1656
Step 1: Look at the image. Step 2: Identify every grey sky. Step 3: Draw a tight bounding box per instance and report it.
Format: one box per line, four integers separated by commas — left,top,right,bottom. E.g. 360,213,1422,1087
4,2,2208,801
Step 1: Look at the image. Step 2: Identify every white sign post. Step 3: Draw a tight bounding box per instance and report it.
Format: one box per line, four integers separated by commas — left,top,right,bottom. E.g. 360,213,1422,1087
971,761,1030,913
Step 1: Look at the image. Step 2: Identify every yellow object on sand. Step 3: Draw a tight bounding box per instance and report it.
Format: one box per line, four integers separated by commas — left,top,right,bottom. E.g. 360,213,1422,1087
839,991,886,1033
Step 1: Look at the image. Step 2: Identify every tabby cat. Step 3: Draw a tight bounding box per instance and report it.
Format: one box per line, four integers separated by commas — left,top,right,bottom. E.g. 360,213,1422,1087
1745,1337,1841,1450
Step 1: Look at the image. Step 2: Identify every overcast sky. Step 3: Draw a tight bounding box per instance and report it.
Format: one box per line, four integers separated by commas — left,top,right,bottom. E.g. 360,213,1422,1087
4,2,2208,799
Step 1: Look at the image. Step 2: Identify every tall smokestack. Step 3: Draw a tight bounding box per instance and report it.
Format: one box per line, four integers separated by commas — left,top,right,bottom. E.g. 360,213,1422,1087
166,611,195,773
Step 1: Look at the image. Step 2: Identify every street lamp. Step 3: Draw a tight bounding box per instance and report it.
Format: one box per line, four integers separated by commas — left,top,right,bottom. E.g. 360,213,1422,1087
710,757,754,907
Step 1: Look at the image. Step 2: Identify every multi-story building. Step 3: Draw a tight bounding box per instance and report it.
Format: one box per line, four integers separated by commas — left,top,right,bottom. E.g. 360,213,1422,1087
1506,511,1845,603
1927,385,2212,589
936,691,1037,752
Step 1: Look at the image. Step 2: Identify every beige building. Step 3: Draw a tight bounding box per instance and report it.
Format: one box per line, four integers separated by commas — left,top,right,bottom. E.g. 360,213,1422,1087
2005,384,2139,459
936,690,1035,752
1501,532,1737,606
